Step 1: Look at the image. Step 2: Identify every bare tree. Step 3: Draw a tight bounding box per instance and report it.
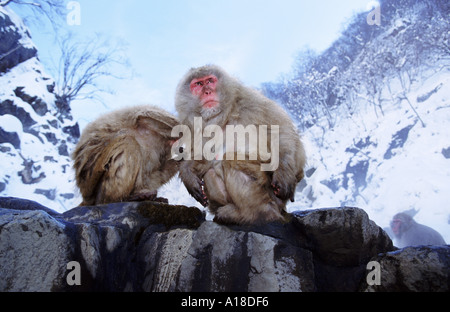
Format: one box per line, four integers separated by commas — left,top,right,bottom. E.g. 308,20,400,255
51,32,130,118
2,1,130,114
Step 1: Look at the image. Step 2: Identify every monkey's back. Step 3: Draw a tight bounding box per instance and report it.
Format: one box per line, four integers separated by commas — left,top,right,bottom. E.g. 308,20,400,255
72,105,179,206
399,223,447,247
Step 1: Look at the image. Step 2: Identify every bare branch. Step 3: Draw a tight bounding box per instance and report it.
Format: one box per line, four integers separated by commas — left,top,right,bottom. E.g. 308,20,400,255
0,0,14,6
50,32,130,111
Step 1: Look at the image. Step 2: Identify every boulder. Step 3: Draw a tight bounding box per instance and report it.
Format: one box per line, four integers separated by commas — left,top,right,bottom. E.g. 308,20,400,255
361,245,450,292
0,197,448,292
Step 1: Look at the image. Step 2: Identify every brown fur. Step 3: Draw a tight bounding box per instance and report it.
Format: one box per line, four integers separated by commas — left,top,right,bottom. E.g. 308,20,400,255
72,105,179,206
175,65,306,224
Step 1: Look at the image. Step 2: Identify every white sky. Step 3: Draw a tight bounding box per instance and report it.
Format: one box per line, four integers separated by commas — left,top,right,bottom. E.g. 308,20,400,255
12,0,371,130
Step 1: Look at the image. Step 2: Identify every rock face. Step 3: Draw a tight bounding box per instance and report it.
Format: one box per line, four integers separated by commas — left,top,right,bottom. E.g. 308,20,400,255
361,246,450,292
0,7,80,211
1,196,447,292
0,6,37,74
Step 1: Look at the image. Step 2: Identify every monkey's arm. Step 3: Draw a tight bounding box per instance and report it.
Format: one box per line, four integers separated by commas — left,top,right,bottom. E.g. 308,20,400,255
272,159,297,202
179,160,208,207
271,135,305,202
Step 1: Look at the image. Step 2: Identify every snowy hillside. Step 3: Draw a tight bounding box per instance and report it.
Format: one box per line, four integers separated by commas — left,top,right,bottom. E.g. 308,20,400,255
266,0,450,243
288,69,450,243
0,6,80,211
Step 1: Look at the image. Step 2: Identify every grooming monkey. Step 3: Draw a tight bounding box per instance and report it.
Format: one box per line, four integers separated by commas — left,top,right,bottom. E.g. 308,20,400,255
175,65,306,224
72,105,179,206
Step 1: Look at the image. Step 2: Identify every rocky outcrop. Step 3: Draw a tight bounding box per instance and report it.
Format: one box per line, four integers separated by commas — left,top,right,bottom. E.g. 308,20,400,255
0,7,37,74
361,246,450,292
0,7,80,210
1,196,448,292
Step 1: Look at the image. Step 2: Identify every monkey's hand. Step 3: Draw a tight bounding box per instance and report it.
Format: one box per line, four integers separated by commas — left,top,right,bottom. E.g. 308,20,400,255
179,162,209,207
271,169,296,202
186,178,208,207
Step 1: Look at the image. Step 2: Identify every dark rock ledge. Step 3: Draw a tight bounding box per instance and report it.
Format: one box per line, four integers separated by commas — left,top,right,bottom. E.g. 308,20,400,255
0,197,448,292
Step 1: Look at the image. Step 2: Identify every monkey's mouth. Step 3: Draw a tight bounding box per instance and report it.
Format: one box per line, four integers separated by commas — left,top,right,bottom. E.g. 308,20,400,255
200,103,221,120
202,100,219,109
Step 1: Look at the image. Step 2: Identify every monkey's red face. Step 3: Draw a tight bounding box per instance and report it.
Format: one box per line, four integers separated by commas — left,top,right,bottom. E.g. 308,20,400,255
391,219,402,235
190,75,219,109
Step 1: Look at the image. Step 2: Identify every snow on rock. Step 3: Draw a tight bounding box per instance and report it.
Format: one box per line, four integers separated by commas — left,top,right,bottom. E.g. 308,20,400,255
0,7,80,211
0,6,36,73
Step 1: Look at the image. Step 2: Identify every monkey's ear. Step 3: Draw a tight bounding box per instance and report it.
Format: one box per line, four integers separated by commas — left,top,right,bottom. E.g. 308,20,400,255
136,114,178,137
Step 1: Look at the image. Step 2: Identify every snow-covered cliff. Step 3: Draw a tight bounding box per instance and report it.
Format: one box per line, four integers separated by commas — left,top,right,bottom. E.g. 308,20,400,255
0,6,80,211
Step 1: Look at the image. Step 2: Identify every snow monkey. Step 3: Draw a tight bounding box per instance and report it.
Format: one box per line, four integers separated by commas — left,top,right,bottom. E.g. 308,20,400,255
390,212,446,248
72,105,179,206
174,65,306,224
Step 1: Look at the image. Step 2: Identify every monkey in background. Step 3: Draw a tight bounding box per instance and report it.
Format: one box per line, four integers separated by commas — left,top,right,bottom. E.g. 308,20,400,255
175,65,306,224
72,105,179,206
390,212,446,248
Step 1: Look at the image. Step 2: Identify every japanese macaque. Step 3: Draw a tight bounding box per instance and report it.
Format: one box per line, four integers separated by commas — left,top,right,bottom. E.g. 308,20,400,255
390,213,446,248
174,65,305,224
72,105,179,206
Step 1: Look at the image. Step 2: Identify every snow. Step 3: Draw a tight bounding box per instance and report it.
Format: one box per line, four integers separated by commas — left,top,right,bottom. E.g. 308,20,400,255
0,114,23,133
0,51,79,211
2,58,56,117
288,68,450,244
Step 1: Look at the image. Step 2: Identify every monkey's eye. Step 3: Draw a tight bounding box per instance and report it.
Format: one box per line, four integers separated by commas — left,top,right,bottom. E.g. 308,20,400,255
196,81,204,87
207,78,214,84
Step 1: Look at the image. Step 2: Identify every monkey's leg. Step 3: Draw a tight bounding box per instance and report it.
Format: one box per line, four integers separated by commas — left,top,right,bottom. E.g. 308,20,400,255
203,168,229,214
218,164,284,224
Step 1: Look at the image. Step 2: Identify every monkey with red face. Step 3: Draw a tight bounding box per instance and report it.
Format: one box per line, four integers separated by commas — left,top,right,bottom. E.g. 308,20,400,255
175,65,306,224
390,212,446,248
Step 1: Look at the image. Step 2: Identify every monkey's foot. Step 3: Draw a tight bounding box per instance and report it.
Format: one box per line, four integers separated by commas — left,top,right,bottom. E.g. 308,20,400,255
127,190,158,202
153,197,169,204
213,204,242,225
